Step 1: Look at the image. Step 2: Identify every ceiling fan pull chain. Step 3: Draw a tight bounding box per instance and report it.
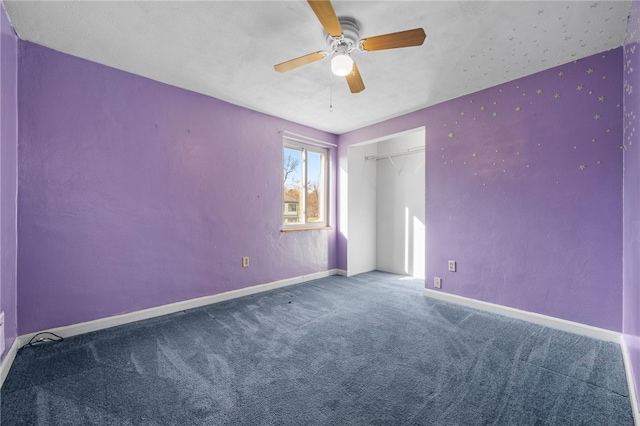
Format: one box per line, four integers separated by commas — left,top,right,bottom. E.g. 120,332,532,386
329,68,333,112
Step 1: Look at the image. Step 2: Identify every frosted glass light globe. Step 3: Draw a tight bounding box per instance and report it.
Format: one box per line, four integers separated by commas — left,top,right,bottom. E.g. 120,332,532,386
331,54,354,76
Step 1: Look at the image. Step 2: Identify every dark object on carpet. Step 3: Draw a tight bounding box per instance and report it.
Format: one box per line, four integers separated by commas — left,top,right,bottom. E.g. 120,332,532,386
1,272,634,425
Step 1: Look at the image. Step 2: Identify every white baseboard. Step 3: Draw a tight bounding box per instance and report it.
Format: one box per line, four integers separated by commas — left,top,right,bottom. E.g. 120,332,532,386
0,269,344,389
423,289,621,343
622,336,640,425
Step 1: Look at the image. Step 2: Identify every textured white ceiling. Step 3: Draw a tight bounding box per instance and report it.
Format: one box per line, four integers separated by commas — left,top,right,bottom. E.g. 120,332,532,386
3,1,631,134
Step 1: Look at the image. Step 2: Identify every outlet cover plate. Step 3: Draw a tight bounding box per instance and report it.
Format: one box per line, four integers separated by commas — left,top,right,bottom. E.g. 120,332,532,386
448,260,456,272
434,277,442,289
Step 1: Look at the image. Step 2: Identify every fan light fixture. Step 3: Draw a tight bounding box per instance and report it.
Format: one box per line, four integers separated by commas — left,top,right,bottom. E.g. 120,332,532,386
331,53,353,76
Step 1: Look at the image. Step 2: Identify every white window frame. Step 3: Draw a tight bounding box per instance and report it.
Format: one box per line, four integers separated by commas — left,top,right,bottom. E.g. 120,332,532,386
282,138,329,230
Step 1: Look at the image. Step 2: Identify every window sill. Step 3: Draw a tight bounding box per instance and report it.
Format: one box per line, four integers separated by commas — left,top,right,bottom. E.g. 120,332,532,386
281,226,332,232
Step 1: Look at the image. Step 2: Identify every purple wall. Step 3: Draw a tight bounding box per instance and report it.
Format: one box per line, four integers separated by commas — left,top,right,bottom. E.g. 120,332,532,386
624,0,640,411
339,49,623,332
17,41,337,334
0,5,18,358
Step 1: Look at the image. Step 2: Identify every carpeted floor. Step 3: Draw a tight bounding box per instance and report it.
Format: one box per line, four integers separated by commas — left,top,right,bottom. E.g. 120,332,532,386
1,272,634,425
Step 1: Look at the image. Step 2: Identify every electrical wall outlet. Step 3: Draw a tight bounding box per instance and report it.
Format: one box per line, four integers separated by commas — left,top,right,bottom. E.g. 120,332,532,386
448,260,456,272
242,256,249,268
434,277,442,289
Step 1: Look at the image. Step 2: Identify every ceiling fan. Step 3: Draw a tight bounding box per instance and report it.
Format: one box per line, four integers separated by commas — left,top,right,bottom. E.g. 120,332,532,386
274,0,427,94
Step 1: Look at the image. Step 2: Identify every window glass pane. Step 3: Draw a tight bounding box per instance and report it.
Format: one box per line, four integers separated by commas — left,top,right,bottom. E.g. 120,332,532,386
283,146,303,224
306,150,323,223
282,139,328,228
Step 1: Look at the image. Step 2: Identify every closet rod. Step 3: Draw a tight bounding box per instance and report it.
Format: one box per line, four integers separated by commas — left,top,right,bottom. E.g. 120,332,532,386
365,146,425,161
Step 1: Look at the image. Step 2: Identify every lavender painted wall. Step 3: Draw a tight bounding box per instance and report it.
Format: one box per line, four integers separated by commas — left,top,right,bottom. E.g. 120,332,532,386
1,5,18,358
623,0,640,411
339,49,623,332
17,41,337,334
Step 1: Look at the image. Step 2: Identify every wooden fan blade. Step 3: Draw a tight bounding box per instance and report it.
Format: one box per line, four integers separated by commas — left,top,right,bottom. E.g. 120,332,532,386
274,52,326,73
346,62,365,93
360,28,426,52
307,0,342,38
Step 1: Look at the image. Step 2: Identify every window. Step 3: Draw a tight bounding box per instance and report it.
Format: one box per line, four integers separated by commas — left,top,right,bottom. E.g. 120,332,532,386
283,140,328,228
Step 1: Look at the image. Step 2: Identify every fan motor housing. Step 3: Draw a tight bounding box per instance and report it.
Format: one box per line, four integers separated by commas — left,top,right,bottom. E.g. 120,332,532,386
326,17,360,51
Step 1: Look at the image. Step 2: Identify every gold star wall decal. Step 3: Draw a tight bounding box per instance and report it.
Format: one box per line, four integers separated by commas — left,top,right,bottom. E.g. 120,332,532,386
432,50,621,187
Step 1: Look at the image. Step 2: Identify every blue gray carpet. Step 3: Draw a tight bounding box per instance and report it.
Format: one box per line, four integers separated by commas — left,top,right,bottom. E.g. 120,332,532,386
1,272,634,425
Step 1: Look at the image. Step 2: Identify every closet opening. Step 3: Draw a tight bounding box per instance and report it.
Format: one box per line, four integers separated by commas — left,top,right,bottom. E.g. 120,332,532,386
346,127,425,278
